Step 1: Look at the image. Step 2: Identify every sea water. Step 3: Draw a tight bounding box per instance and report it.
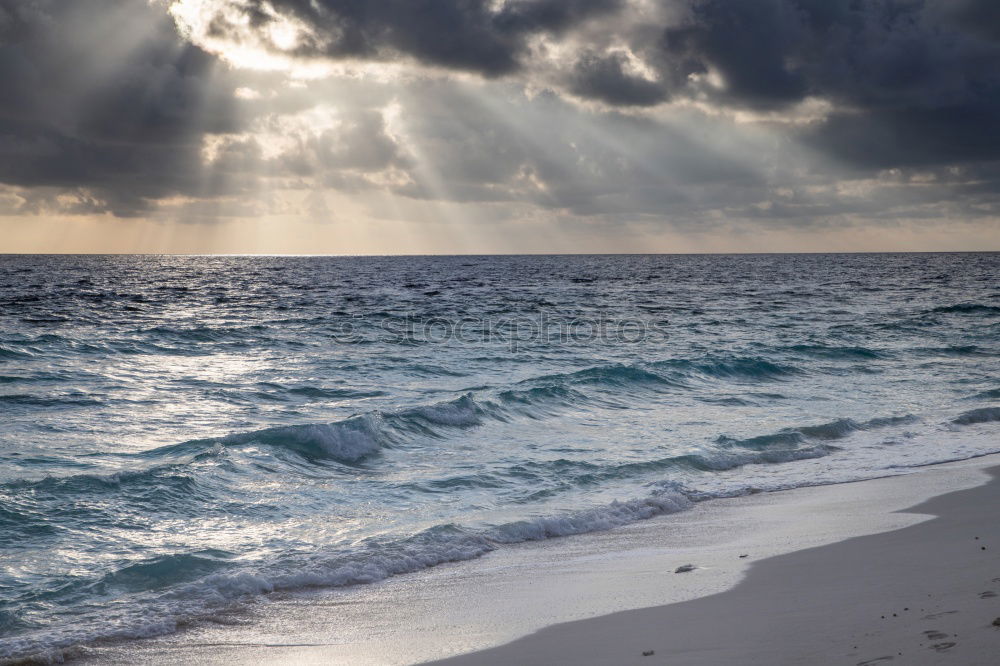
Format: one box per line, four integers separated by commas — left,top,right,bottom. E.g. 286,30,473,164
1,253,998,659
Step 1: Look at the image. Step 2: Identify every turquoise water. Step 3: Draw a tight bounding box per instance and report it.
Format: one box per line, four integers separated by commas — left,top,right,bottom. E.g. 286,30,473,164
1,253,998,659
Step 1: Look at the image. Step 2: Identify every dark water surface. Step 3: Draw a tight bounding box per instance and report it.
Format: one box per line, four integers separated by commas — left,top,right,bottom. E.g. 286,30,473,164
1,253,998,658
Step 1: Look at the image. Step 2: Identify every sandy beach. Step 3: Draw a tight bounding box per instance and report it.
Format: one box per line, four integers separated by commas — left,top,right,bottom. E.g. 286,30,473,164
435,462,1000,666
70,454,1000,666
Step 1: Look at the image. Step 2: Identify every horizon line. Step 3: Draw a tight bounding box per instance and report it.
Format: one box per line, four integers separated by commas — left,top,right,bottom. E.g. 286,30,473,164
1,250,998,258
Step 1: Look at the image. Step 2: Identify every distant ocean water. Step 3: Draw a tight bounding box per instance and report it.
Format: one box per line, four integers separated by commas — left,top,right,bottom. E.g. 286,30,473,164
1,253,998,660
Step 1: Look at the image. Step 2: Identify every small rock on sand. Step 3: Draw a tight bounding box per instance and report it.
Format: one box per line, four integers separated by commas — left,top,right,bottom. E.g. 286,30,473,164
674,564,696,573
992,617,1000,627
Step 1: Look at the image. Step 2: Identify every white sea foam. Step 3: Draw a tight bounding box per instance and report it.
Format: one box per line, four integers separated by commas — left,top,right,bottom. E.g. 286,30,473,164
489,492,693,542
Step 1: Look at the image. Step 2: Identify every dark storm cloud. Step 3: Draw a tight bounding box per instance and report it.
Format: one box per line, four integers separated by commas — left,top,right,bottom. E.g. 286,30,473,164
568,51,669,107
661,0,1000,108
223,0,622,76
804,105,1000,170
940,0,1000,42
0,0,242,216
656,0,1000,170
660,0,806,108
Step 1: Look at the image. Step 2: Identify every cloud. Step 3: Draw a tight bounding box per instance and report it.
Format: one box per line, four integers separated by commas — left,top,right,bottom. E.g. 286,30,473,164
169,0,1000,171
658,0,1000,173
0,0,998,242
171,0,622,76
0,0,242,216
568,50,669,107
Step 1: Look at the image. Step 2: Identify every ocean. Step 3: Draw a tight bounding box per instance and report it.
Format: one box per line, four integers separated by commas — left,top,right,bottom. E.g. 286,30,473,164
1,253,998,660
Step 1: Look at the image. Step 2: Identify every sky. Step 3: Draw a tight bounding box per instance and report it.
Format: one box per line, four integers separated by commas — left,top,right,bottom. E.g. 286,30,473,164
0,0,998,254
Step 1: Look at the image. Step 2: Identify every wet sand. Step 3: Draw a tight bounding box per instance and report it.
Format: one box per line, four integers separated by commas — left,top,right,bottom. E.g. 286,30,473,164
432,464,1000,665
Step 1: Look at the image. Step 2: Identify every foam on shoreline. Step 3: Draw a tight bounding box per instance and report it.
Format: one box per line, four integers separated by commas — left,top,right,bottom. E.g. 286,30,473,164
61,453,1000,666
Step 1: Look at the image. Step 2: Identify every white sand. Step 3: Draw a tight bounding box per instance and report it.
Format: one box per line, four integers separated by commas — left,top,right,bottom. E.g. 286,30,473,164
81,455,1000,665
434,461,1000,665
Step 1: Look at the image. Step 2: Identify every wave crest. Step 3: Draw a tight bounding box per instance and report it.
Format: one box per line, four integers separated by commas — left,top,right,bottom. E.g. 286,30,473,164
929,303,1000,315
953,407,1000,426
220,415,386,463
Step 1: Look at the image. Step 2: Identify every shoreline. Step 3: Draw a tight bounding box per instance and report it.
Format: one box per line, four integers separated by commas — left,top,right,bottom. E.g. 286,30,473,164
67,453,1000,665
433,462,1000,665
